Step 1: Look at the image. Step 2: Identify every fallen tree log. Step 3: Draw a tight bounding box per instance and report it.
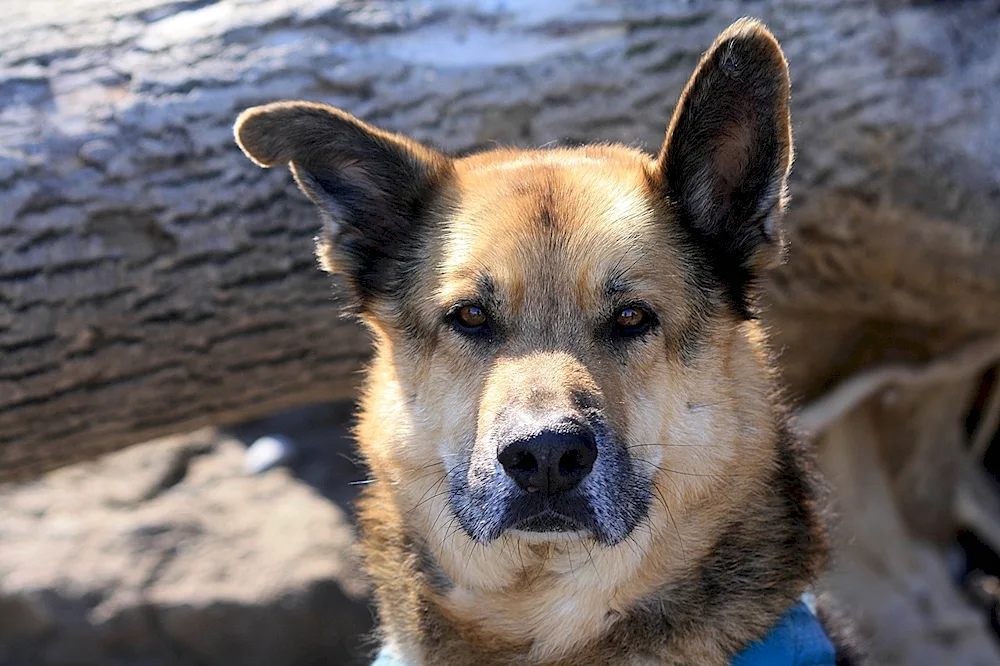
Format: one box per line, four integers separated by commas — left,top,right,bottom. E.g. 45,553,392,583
817,401,1000,666
798,337,1000,664
3,0,1000,481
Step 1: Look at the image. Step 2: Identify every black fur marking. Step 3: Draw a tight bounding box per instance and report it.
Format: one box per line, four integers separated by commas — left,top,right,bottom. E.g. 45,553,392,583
476,273,497,299
538,201,555,229
322,170,443,309
413,534,454,595
603,276,634,298
659,26,791,320
672,209,765,321
536,182,557,229
235,101,452,313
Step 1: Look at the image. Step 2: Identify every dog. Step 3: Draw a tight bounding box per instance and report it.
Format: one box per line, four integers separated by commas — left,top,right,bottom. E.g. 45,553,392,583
234,18,863,666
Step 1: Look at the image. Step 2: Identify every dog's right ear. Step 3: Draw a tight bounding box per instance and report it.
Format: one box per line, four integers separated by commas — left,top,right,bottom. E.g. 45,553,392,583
234,101,451,304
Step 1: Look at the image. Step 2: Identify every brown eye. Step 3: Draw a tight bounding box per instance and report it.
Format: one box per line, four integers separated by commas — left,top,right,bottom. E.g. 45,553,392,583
458,305,486,327
450,304,488,333
617,308,644,328
613,305,654,337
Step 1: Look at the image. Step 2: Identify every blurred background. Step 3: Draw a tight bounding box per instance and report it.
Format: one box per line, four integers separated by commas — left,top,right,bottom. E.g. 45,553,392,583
2,0,1000,664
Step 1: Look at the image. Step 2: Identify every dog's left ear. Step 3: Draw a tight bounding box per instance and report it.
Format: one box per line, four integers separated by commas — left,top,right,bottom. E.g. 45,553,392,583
657,18,792,317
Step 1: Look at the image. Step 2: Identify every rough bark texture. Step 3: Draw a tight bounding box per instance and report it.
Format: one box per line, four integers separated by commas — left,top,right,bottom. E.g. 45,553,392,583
3,0,1000,481
5,3,1000,664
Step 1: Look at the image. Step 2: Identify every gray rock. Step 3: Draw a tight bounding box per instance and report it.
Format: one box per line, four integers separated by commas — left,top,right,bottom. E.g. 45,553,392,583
0,410,371,666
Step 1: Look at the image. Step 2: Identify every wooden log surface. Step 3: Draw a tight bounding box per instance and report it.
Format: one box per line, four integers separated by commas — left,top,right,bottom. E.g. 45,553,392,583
3,0,1000,481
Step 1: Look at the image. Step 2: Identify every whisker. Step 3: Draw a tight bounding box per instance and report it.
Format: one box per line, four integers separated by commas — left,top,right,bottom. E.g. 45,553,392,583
687,398,739,410
386,460,449,486
626,442,726,449
608,246,634,281
390,468,449,487
429,498,455,537
620,249,652,276
652,483,686,559
336,451,364,466
406,491,453,521
660,465,749,479
618,530,644,563
447,522,468,544
404,476,450,519
629,457,749,479
580,538,597,573
566,543,581,584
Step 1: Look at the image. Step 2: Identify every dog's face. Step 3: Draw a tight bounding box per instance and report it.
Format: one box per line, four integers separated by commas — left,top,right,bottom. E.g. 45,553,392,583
423,149,695,546
236,17,791,615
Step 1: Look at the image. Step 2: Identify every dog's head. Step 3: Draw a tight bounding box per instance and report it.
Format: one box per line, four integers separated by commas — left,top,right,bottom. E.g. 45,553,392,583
237,17,790,578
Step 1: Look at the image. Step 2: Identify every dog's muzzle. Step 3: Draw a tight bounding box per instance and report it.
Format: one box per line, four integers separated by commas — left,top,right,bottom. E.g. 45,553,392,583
448,409,652,545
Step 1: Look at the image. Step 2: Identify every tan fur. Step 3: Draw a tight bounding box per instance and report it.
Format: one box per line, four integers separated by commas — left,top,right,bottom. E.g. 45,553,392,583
359,305,781,663
235,17,848,666
349,144,806,663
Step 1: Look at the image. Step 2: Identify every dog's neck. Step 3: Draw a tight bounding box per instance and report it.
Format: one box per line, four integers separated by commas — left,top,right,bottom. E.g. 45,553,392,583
439,536,655,662
357,424,827,666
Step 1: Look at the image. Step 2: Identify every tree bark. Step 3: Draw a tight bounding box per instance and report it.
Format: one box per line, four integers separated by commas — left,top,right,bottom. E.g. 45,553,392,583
3,0,1000,481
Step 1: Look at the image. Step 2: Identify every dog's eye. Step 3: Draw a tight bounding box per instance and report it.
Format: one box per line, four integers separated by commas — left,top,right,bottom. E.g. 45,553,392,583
613,306,653,337
449,304,488,334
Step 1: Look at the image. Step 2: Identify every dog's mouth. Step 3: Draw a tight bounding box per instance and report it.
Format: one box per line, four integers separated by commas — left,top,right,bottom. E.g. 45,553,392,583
513,512,583,534
503,494,595,535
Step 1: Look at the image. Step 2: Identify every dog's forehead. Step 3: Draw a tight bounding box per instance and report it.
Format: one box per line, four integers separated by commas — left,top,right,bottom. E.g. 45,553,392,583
453,145,654,226
437,147,682,304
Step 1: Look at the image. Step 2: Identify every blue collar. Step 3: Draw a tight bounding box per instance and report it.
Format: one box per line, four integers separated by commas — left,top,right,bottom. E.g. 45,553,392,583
732,595,837,666
372,595,836,665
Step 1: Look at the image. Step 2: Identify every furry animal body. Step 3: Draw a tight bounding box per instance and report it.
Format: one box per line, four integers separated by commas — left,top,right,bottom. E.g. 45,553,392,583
235,18,863,666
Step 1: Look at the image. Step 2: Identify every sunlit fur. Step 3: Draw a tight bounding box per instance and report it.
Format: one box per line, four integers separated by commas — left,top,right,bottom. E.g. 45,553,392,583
354,145,786,663
234,18,862,666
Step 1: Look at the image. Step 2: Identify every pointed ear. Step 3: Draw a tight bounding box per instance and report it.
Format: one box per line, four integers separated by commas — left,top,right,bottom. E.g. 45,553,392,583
234,101,451,305
657,18,792,318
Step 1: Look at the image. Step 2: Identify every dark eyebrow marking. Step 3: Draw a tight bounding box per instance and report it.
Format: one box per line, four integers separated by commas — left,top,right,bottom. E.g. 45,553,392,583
534,178,557,229
539,206,554,228
606,246,652,286
476,273,496,299
604,275,635,298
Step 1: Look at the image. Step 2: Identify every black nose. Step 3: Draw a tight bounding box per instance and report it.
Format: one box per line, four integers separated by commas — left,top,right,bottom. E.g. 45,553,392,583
497,423,597,495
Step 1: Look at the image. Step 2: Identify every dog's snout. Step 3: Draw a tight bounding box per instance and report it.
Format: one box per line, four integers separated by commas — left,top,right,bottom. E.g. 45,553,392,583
498,423,597,495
